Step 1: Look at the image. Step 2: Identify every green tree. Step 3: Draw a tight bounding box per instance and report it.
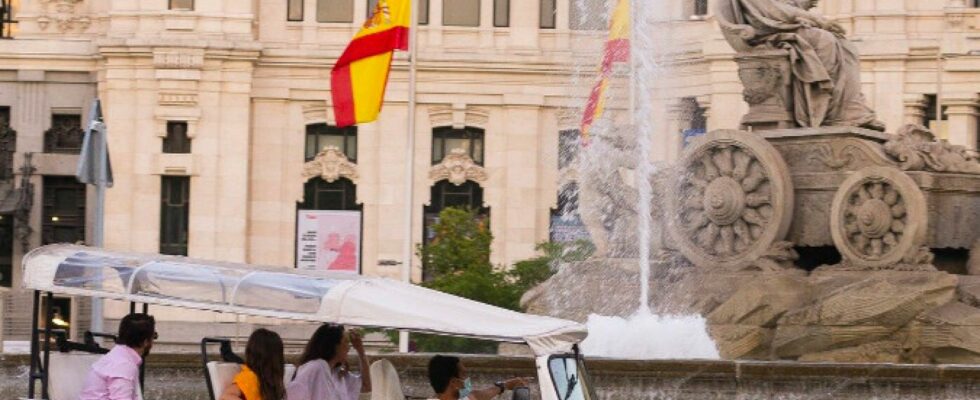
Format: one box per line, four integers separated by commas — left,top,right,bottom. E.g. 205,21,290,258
408,207,595,353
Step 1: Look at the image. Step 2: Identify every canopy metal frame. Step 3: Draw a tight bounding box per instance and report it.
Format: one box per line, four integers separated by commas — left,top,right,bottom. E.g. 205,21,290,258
27,290,148,400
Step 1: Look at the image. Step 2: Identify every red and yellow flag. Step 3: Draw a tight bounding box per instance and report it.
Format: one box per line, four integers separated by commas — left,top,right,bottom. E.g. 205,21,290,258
331,0,411,127
580,0,630,145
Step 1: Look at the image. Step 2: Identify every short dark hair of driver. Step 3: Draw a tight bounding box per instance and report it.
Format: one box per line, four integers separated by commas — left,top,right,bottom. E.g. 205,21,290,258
428,355,461,394
117,313,155,348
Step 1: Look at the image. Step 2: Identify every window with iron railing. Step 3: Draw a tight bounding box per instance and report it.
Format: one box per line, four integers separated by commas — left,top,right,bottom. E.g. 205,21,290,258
163,121,191,154
42,176,86,245
540,0,556,29
318,0,353,22
432,126,484,165
0,107,15,180
44,114,83,154
169,0,194,10
160,176,190,256
493,0,509,27
694,0,708,16
305,124,357,162
288,0,304,21
444,0,480,27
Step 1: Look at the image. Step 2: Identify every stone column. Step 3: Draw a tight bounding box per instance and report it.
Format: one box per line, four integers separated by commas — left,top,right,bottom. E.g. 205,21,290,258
499,96,543,264
428,0,444,47
903,94,928,126
944,94,979,150
508,0,539,49
665,101,687,164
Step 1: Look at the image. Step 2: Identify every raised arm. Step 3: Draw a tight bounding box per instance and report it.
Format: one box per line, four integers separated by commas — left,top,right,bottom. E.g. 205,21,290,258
350,331,372,393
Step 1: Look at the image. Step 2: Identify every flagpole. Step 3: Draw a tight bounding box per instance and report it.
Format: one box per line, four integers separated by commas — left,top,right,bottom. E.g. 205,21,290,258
398,0,420,353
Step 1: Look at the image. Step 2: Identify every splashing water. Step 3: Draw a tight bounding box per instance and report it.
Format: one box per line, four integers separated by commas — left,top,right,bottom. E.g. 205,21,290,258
581,312,720,359
557,0,722,360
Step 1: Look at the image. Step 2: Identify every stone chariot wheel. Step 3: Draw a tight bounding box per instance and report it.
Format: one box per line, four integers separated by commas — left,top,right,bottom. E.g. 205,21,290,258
668,130,794,270
830,166,927,268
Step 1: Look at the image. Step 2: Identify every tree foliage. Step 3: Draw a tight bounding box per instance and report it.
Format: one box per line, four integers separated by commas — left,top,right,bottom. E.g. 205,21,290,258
407,207,594,353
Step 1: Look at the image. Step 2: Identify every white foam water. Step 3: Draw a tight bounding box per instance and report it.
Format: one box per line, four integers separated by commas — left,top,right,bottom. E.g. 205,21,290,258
580,312,720,360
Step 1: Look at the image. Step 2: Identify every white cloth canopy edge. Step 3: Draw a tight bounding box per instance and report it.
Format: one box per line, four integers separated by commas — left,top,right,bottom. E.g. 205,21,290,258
22,244,587,355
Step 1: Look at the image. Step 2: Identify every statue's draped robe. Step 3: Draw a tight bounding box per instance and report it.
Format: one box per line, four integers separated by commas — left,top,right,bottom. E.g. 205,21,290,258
730,0,878,128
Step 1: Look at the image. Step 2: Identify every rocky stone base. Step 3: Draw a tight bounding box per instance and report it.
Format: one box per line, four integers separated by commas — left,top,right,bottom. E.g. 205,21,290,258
523,258,980,364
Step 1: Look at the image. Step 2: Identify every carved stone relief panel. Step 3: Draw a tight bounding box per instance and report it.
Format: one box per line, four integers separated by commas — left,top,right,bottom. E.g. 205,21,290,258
429,148,487,186
37,0,91,33
302,146,359,184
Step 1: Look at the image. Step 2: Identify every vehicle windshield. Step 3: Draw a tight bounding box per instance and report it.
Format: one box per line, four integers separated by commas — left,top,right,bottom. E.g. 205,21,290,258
548,355,595,400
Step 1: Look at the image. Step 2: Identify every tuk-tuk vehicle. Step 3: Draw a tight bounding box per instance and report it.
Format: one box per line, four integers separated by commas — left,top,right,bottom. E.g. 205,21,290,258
21,244,595,400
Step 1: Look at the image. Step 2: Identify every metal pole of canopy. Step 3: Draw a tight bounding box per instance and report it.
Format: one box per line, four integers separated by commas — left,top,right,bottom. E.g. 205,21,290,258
42,292,54,399
28,290,40,399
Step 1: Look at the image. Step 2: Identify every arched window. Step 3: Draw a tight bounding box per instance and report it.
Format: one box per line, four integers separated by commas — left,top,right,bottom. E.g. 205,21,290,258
432,126,484,165
306,123,357,161
300,177,360,211
423,180,490,280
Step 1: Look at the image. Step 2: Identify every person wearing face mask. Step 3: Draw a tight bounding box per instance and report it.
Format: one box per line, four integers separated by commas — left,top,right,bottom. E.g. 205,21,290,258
427,355,529,400
79,313,157,400
287,324,372,400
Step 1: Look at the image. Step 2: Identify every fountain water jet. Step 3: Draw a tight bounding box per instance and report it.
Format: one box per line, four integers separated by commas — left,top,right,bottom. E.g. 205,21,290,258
549,0,723,360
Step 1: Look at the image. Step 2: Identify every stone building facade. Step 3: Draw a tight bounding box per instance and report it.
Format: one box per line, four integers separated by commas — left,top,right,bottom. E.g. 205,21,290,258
0,0,978,346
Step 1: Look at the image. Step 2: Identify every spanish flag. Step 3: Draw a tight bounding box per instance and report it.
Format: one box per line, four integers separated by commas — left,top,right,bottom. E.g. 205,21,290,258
331,0,411,127
580,0,630,145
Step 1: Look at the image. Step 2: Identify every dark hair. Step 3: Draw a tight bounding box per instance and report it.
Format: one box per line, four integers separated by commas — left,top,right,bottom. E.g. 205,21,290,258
428,355,461,394
117,313,155,348
298,324,345,366
245,329,286,400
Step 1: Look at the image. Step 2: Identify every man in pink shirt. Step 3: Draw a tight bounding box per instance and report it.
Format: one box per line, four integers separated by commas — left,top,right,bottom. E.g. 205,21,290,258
79,313,156,400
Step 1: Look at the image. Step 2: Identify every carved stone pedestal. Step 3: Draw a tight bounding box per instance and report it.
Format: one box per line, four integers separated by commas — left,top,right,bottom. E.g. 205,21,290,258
736,50,794,131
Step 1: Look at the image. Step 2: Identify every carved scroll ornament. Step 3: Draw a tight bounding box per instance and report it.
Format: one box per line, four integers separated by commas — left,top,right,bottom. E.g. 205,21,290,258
301,146,359,183
429,148,487,186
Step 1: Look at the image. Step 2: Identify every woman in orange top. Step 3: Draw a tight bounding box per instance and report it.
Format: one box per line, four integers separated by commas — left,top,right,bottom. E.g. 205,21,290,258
220,329,286,400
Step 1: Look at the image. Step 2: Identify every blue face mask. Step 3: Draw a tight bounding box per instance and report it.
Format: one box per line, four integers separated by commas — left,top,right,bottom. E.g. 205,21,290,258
458,377,473,399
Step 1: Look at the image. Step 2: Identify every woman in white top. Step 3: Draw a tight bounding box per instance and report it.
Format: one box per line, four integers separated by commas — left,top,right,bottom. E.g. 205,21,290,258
287,324,372,400
427,355,528,400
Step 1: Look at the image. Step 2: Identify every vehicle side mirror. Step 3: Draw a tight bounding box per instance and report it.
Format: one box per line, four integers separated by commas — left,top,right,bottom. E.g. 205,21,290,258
512,387,531,400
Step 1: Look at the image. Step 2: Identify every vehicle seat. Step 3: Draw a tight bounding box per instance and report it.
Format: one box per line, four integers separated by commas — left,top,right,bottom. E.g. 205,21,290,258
48,351,144,400
205,361,296,399
370,359,404,400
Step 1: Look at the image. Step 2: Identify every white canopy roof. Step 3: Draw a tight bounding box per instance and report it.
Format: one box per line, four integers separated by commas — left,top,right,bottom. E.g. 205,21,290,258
22,245,586,355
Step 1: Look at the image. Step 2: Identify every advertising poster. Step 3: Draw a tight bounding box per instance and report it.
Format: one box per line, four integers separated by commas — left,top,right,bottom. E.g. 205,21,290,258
296,210,361,273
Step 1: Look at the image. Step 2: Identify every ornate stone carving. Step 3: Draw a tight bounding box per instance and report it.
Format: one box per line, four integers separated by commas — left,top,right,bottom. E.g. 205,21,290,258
158,92,199,107
301,146,358,183
153,51,205,70
44,116,84,154
883,124,980,174
807,143,863,170
37,0,91,33
831,166,930,269
668,130,794,270
15,153,35,253
0,120,16,181
740,63,783,105
429,148,487,186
